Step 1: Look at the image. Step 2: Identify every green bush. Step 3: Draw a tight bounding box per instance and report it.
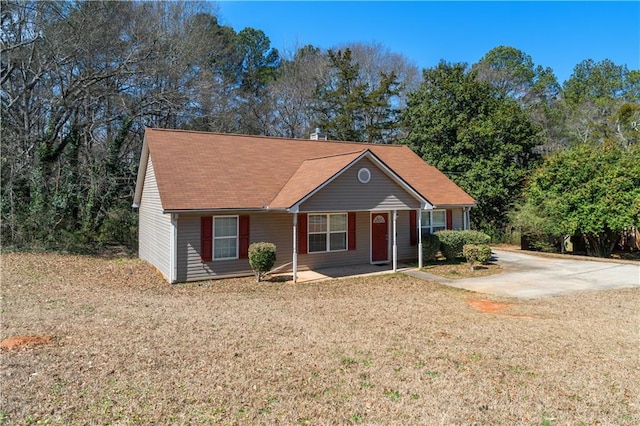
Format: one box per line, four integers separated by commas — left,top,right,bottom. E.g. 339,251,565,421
478,224,506,243
459,230,491,245
435,230,466,260
421,233,440,262
436,230,491,260
478,244,492,263
463,244,480,270
463,244,492,270
248,242,276,282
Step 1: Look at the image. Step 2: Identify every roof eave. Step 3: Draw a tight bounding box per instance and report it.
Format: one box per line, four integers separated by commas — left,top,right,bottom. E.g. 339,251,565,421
132,135,149,208
431,203,476,209
162,207,289,214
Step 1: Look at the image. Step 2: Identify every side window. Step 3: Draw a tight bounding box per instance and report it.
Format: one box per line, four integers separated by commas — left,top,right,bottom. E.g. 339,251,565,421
431,210,446,233
213,216,238,260
421,210,446,235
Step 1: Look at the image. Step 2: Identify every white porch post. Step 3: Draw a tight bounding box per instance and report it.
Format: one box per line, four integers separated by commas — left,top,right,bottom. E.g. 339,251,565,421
170,213,178,283
417,209,423,269
292,213,298,283
392,210,397,272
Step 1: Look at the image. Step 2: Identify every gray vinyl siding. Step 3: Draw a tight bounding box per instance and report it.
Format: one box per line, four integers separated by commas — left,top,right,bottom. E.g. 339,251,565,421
138,156,171,280
451,208,464,230
178,214,249,282
300,211,370,269
300,157,421,212
396,210,420,262
177,212,294,282
173,208,462,282
177,211,382,282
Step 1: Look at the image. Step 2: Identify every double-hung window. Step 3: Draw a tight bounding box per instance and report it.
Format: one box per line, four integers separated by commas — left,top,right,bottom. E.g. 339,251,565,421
421,210,446,235
213,216,238,260
308,213,347,253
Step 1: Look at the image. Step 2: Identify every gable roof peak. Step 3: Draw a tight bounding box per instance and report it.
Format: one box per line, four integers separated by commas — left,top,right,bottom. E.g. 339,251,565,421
304,149,368,162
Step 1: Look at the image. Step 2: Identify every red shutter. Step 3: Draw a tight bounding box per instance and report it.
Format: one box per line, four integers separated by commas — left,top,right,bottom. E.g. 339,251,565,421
200,216,212,262
409,210,417,246
239,215,250,259
297,213,307,254
446,209,453,230
348,212,356,251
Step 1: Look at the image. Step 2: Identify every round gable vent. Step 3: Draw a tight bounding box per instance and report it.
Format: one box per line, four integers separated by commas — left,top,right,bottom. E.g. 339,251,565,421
357,167,371,184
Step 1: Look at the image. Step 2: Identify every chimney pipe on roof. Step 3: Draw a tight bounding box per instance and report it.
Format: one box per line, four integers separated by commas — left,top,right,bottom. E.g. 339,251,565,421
310,127,327,141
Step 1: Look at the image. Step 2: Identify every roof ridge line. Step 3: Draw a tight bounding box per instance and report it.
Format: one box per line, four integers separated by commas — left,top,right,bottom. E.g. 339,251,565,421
147,127,408,147
304,149,367,161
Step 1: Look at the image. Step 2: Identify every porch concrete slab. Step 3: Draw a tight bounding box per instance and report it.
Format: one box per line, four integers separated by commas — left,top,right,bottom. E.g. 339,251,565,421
407,249,640,299
275,263,411,284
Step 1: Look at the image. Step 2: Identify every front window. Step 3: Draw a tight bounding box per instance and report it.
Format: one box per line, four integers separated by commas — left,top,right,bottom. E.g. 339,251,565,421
421,210,446,235
213,216,238,260
309,213,347,253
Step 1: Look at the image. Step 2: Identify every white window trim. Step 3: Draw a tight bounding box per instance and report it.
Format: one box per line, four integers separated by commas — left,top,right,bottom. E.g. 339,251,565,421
308,213,348,253
213,215,239,261
421,209,447,235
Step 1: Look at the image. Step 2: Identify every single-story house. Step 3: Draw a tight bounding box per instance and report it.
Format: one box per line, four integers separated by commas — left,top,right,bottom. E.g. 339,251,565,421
133,128,475,283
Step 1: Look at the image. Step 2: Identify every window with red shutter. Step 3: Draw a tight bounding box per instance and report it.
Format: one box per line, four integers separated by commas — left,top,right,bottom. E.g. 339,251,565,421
348,212,356,251
297,213,307,254
307,213,349,252
200,216,213,262
446,209,453,230
239,215,250,259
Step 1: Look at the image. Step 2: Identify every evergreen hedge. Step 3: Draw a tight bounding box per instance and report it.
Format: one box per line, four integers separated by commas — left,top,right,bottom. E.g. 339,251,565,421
422,233,440,262
435,230,491,260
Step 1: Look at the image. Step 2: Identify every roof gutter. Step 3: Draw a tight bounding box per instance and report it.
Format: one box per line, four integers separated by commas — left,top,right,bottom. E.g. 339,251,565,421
432,203,476,209
162,207,289,214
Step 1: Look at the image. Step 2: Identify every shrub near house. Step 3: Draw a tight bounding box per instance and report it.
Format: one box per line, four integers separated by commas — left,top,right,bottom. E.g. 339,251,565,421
248,242,277,282
422,233,440,262
436,230,491,260
463,244,492,270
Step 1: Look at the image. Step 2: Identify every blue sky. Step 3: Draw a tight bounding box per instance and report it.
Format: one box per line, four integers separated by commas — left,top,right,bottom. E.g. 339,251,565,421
217,1,639,84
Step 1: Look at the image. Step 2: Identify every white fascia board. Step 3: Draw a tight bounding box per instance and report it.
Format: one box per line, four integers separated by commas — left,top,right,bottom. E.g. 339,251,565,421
431,203,476,209
132,135,149,208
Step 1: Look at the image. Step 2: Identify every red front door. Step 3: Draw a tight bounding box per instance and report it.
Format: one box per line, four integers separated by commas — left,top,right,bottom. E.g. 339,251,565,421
371,213,389,262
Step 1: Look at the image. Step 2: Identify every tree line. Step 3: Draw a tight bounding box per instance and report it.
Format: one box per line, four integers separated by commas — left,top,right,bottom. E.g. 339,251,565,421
2,1,638,256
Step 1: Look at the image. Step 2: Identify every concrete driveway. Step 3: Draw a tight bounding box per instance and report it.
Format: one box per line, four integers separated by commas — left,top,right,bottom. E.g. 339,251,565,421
420,249,640,299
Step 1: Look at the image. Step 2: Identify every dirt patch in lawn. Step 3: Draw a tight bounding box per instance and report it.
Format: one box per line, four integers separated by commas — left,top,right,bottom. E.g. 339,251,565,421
1,252,639,425
467,299,512,313
1,335,54,350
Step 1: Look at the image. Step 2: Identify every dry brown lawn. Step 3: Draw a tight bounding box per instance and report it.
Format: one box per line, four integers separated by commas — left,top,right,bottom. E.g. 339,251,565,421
422,261,502,279
1,252,639,425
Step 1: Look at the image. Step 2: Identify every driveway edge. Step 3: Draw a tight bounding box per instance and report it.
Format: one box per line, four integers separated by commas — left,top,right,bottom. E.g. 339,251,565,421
492,246,640,265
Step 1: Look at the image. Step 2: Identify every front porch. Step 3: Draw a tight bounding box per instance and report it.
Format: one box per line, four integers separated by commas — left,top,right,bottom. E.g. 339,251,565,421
273,262,414,284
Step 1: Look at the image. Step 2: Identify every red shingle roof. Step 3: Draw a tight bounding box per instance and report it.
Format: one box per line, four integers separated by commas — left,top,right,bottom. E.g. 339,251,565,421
270,150,367,209
139,128,475,211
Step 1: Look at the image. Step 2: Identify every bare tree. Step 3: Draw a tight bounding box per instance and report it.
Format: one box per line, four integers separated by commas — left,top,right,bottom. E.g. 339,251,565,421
265,44,329,138
1,0,230,249
341,41,421,108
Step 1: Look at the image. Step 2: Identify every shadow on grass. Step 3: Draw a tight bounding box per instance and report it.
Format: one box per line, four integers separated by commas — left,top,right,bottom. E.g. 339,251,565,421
411,256,502,280
267,275,292,283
